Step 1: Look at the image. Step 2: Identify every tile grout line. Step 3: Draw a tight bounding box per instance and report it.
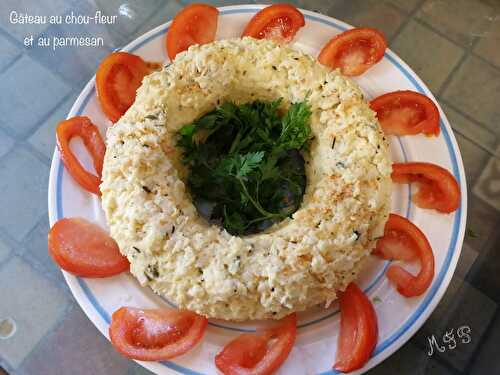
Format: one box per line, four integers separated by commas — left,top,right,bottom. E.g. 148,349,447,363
437,50,469,98
413,17,478,52
0,52,23,76
19,141,52,167
386,0,427,45
0,26,26,51
16,300,76,374
463,305,500,374
447,123,500,159
439,98,500,154
127,2,173,41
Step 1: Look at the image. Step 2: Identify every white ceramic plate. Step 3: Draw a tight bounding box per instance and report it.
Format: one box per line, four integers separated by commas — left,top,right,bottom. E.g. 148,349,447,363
48,4,467,375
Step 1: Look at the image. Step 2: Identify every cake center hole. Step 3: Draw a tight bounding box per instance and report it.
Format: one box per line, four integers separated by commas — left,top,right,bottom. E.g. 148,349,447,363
177,98,311,235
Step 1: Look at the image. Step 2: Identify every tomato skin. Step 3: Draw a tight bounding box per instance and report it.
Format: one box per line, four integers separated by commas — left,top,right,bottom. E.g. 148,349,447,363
166,4,219,61
109,307,208,361
392,162,460,213
56,116,105,196
215,313,297,375
318,28,386,76
373,217,418,262
241,4,305,42
96,52,153,123
48,218,129,277
370,91,440,136
334,283,378,372
379,214,435,297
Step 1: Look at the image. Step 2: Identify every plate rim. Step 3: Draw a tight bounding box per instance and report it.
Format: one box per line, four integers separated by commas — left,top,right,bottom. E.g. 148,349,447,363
47,4,468,375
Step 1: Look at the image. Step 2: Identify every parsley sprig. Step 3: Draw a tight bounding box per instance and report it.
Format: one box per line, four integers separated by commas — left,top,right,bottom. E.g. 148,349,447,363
178,99,312,235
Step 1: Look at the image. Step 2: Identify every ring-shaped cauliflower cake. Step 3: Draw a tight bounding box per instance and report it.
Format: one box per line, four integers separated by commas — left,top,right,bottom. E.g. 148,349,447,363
101,37,392,321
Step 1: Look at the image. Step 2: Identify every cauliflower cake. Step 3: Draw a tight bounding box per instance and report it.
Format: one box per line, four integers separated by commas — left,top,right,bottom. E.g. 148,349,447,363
100,37,392,321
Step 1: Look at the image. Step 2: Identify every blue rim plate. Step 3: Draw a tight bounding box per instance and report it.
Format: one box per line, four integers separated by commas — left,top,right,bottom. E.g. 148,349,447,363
48,4,467,374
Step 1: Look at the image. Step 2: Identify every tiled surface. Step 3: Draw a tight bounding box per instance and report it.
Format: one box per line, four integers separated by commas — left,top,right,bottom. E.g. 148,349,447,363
391,19,464,93
469,314,500,375
0,148,49,241
93,0,166,41
0,34,21,71
0,1,499,374
369,341,454,374
0,239,11,265
443,55,500,136
386,0,422,13
427,281,497,371
473,145,500,211
467,227,500,303
0,0,71,43
416,0,494,47
106,0,184,47
474,34,500,69
0,256,69,368
0,130,15,159
21,214,69,292
0,55,71,137
28,95,75,160
20,305,133,375
328,0,407,40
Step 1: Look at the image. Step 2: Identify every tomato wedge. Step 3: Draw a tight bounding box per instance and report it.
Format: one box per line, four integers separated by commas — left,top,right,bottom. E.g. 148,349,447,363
215,313,297,375
48,218,129,277
56,116,105,196
318,28,387,76
166,4,219,61
376,214,435,297
109,307,208,361
373,216,418,262
334,283,378,372
392,162,460,213
370,91,440,136
96,52,158,123
241,4,305,43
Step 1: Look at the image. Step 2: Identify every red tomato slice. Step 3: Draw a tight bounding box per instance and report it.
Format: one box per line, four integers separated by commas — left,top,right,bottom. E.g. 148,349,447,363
109,307,208,361
56,116,106,196
166,4,219,61
334,283,378,372
379,214,435,297
373,218,418,262
370,91,440,136
241,4,305,43
392,162,460,213
48,218,129,277
215,313,297,375
96,52,157,123
318,28,386,76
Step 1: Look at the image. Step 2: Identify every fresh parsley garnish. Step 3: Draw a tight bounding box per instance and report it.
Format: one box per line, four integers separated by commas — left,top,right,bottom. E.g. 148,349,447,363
177,99,312,235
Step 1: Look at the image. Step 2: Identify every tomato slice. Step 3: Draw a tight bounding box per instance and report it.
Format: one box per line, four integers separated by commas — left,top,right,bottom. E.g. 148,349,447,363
377,214,435,297
96,52,157,123
56,116,105,196
166,4,219,61
215,313,297,375
370,91,440,136
373,220,418,262
241,4,305,43
48,218,129,277
392,162,460,213
334,283,378,372
318,28,386,76
109,307,208,361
